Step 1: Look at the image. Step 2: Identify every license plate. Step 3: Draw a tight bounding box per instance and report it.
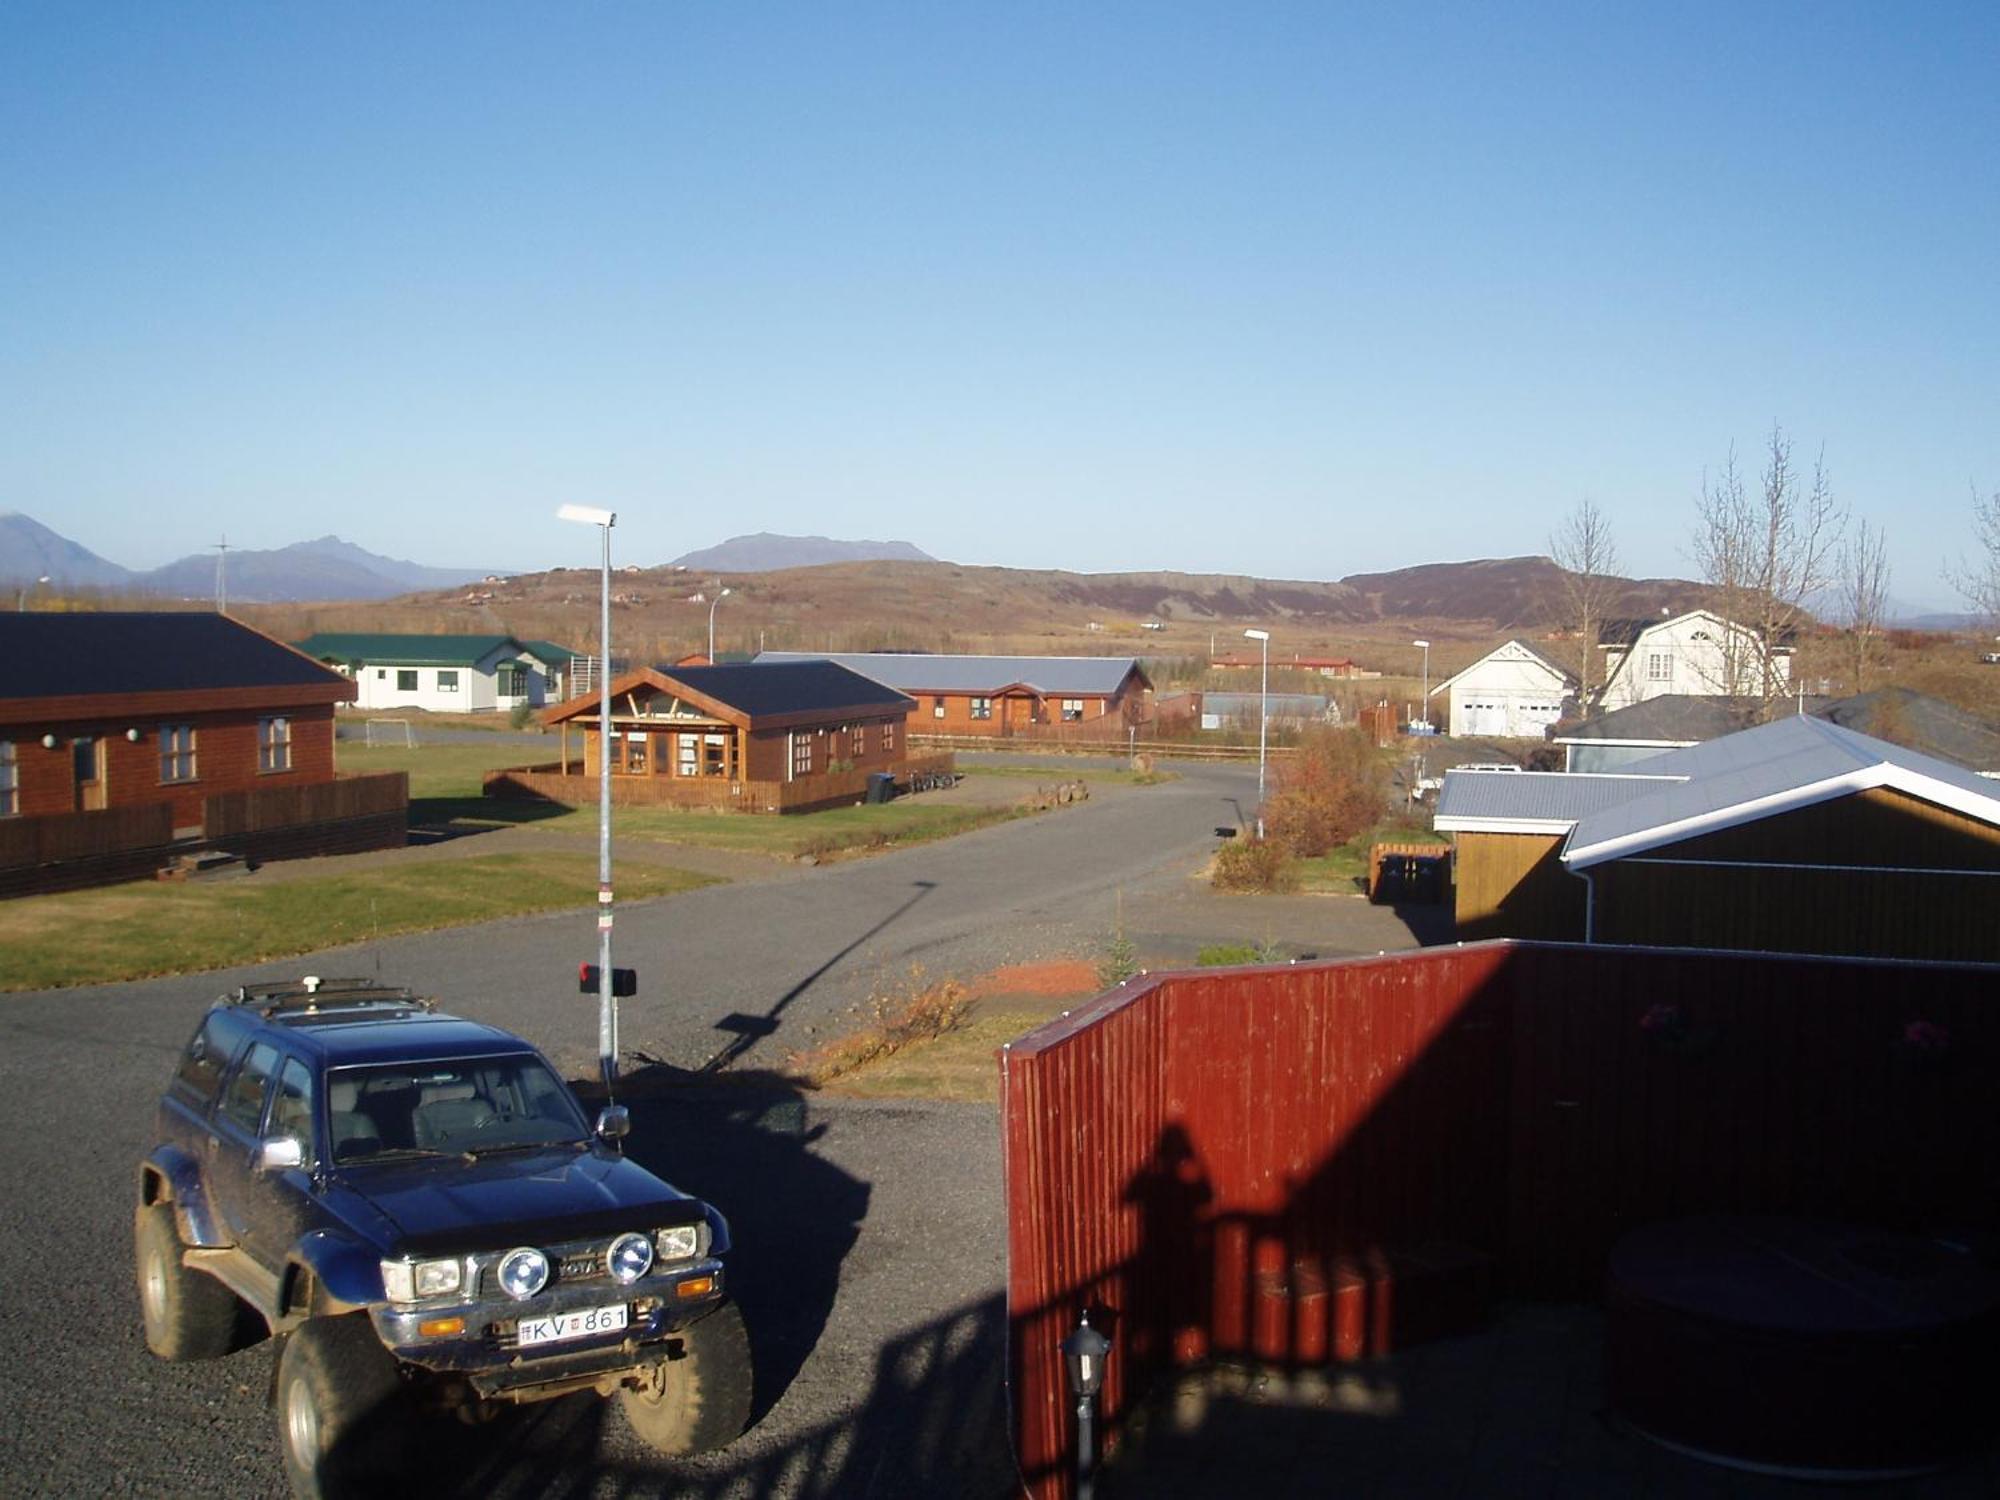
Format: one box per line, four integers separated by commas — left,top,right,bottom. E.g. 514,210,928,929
516,1303,628,1348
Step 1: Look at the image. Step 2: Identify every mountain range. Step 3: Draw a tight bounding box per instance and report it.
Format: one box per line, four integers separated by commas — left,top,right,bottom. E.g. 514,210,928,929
0,513,491,602
669,532,936,572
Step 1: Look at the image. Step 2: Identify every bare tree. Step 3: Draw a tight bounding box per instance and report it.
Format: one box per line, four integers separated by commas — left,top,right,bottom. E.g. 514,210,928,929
1948,484,2000,634
1549,497,1621,710
1836,517,1891,693
1691,426,1846,711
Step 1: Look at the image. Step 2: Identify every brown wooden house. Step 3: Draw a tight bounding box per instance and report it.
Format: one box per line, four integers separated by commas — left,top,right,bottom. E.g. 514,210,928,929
0,612,404,894
753,652,1152,739
1434,715,2000,962
503,660,925,814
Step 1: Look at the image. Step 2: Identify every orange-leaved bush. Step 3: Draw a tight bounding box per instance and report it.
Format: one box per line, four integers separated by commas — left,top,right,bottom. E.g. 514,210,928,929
1260,726,1390,858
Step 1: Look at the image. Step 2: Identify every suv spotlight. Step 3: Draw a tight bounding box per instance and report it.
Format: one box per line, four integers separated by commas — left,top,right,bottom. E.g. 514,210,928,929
135,977,750,1498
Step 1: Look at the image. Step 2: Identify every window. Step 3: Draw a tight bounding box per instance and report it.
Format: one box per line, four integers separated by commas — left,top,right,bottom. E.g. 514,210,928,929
272,1058,314,1156
932,696,946,719
881,721,896,753
437,670,460,693
220,1041,280,1133
258,716,291,773
792,734,813,778
0,740,14,816
159,724,196,783
705,734,727,777
396,669,419,691
1061,698,1085,722
678,733,699,777
173,1015,235,1104
970,696,992,721
498,665,524,697
1646,652,1672,682
375,669,387,679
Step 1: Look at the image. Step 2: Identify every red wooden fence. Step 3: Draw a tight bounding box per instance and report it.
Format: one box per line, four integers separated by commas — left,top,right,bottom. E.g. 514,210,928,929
1000,942,2000,1500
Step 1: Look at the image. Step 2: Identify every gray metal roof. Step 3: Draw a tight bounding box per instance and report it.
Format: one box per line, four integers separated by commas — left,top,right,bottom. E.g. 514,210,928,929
1565,715,2000,868
753,651,1145,696
1203,692,1329,717
1433,770,1673,831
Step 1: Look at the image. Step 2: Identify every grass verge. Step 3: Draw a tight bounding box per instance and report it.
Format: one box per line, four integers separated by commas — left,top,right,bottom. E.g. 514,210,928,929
786,967,977,1088
960,765,1178,786
0,853,716,992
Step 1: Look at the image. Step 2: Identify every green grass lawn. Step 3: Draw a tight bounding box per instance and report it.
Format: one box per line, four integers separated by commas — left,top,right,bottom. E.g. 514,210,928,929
0,853,715,992
341,740,1039,858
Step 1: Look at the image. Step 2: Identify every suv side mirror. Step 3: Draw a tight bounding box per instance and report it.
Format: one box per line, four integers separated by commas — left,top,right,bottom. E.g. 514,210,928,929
256,1135,305,1173
595,1105,631,1143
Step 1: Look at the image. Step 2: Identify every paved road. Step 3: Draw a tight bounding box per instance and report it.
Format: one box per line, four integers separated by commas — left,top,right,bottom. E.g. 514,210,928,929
0,763,1292,1498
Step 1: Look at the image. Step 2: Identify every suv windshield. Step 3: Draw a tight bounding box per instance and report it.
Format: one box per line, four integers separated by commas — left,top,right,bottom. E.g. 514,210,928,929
326,1053,589,1162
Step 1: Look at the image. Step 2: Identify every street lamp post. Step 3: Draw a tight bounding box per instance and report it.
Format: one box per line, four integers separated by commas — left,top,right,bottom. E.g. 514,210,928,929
1244,628,1270,839
557,503,619,1089
1413,639,1431,733
708,586,732,661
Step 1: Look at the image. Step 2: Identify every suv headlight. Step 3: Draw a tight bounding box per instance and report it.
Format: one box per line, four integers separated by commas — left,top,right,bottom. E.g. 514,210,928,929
654,1223,705,1262
381,1256,463,1303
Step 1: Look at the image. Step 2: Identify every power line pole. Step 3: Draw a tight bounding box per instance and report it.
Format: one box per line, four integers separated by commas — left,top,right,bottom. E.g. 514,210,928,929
213,536,231,613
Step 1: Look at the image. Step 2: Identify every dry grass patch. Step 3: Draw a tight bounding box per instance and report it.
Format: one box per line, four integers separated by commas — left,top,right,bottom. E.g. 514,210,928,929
786,966,976,1088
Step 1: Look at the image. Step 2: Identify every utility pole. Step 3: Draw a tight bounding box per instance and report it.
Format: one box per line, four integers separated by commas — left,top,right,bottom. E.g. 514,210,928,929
213,536,231,613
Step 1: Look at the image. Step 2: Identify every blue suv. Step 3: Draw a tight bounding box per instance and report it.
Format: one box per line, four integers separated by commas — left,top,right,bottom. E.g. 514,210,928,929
135,978,751,1498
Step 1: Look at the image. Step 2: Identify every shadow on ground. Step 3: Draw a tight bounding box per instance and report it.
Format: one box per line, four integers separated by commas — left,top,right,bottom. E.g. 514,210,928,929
406,796,579,844
401,1073,1014,1499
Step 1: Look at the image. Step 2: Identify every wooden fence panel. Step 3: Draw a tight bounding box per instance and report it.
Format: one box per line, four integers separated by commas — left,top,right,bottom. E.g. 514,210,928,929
0,803,175,870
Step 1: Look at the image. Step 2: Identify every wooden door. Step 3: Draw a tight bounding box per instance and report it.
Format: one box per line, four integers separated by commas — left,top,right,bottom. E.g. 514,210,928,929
73,737,105,811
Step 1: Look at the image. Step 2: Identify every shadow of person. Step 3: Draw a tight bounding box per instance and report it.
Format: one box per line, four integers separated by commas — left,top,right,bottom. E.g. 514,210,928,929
1122,1122,1216,1367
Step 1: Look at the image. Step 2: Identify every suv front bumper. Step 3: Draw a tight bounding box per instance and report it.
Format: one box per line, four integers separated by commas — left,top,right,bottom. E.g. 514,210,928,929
370,1257,727,1395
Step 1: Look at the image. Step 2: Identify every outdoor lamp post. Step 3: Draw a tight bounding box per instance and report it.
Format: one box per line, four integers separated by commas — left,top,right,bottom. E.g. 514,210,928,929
708,587,732,661
1413,638,1431,733
1061,1310,1112,1500
1244,628,1270,839
556,502,619,1089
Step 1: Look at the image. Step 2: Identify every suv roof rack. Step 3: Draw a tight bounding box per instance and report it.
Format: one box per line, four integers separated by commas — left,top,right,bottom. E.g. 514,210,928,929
226,976,436,1020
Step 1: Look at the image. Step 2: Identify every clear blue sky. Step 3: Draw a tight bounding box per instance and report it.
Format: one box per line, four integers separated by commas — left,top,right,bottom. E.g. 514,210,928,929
3,3,1995,607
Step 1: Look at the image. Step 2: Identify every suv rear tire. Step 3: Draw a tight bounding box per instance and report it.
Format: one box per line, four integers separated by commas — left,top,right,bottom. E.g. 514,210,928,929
134,1204,239,1360
618,1300,753,1455
276,1315,405,1500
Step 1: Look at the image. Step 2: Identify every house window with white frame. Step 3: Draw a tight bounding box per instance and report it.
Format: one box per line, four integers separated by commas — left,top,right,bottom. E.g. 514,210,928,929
970,696,992,721
437,670,460,693
881,720,895,753
159,724,196,783
258,717,291,773
1061,698,1085,722
0,740,16,816
396,669,418,691
1646,652,1672,682
932,696,945,719
498,664,524,697
792,734,813,778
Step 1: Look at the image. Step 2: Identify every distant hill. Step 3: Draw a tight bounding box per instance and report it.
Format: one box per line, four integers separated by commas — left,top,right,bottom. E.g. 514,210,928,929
142,535,489,602
671,532,936,572
0,515,490,601
0,511,135,588
1341,556,1710,629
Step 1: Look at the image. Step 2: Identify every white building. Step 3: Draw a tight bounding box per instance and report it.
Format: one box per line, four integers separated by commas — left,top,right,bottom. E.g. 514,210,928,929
1596,611,1789,712
295,633,579,713
1426,640,1575,739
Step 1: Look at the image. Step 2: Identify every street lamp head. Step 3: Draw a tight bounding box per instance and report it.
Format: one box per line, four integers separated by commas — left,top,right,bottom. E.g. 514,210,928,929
1412,638,1429,649
719,587,732,599
556,503,616,528
1243,628,1270,642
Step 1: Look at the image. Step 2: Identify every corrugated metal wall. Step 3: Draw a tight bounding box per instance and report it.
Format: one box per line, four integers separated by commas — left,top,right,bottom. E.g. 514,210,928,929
1001,942,2000,1500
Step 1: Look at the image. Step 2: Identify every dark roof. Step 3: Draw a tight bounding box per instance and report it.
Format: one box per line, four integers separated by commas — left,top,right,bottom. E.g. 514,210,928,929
1556,695,1766,744
662,660,913,717
0,612,346,701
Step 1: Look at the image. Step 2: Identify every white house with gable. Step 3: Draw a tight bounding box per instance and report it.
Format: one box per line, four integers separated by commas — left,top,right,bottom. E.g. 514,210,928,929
1596,610,1789,712
1428,640,1576,739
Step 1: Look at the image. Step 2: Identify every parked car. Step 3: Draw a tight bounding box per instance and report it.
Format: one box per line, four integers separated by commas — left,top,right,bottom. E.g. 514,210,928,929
136,977,750,1498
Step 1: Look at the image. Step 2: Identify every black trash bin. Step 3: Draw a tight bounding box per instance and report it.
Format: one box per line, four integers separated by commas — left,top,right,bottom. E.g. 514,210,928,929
865,771,897,805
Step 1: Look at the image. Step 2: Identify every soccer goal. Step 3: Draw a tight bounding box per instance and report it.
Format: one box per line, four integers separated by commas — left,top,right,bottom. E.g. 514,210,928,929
364,718,417,748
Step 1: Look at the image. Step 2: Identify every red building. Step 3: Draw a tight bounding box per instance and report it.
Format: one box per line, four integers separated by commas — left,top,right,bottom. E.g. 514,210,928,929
754,652,1153,739
0,612,401,893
